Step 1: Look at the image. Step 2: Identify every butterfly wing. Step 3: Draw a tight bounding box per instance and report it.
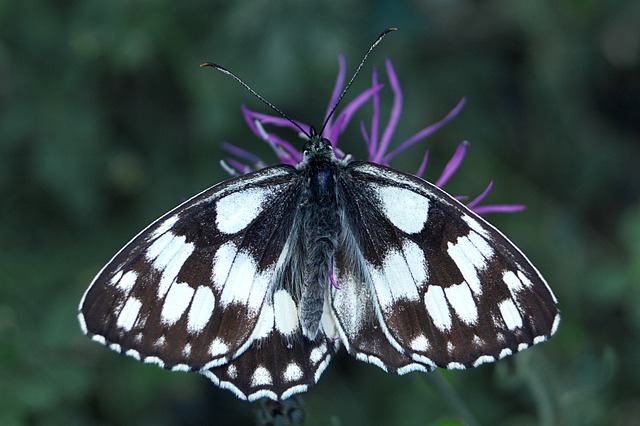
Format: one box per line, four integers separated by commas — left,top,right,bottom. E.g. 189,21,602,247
79,165,309,376
203,293,340,401
332,161,559,372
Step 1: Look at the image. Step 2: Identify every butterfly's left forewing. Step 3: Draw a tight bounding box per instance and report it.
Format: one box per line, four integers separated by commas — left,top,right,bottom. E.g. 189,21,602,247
79,165,307,375
333,162,559,372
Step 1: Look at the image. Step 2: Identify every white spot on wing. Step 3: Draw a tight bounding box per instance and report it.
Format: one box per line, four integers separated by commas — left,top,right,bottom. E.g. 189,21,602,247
151,215,179,240
551,314,560,335
161,282,195,326
116,297,142,331
146,232,195,298
172,364,190,372
447,233,489,295
283,362,303,382
183,343,192,357
216,188,270,234
447,362,465,370
499,348,512,359
424,286,451,331
503,270,524,297
517,270,533,288
499,299,523,330
227,364,238,379
187,286,216,333
155,336,166,348
309,343,327,365
125,348,141,360
462,215,489,239
212,241,236,288
281,384,308,400
473,355,495,367
467,230,494,261
209,338,229,357
410,334,429,352
369,247,420,310
533,335,546,344
250,366,273,386
273,290,299,335
331,272,366,337
109,270,123,287
402,239,428,285
115,270,138,294
444,282,478,325
251,302,274,341
375,186,429,234
217,248,269,312
144,356,164,368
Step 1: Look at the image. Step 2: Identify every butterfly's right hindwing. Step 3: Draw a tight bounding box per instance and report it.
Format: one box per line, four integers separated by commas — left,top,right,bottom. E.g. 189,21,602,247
79,165,305,371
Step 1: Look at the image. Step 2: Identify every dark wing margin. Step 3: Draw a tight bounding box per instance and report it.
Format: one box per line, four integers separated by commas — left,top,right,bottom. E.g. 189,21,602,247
79,165,305,375
333,161,559,372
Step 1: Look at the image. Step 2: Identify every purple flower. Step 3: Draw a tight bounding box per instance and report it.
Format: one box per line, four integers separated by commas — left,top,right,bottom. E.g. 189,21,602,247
221,56,525,215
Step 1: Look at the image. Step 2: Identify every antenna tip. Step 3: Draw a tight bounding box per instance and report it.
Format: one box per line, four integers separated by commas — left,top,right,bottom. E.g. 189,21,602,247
200,62,214,68
389,27,398,31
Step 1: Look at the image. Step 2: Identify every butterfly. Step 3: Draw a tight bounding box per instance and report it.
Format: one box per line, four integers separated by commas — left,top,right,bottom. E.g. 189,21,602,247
79,29,559,402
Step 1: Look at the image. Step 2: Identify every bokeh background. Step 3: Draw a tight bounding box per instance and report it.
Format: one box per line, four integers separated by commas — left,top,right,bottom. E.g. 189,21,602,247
2,1,639,425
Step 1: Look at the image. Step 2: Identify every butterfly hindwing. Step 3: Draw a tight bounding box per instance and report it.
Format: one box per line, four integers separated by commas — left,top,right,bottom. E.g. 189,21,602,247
333,162,559,371
202,290,340,401
79,165,306,372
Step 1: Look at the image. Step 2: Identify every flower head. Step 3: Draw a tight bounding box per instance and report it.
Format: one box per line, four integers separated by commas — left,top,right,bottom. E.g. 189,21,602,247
221,57,524,215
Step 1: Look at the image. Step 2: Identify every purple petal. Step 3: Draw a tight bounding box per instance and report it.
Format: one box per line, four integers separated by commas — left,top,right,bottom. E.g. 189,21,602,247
382,97,467,163
415,150,429,178
242,106,304,165
374,59,403,163
369,67,380,158
243,106,310,135
466,181,493,209
222,142,264,165
221,158,252,176
435,141,469,187
220,160,240,177
324,54,347,131
327,83,384,147
329,266,340,290
359,120,371,153
471,204,527,215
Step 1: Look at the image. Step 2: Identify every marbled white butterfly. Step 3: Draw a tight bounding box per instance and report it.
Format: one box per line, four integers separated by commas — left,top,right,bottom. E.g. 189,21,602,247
79,29,559,401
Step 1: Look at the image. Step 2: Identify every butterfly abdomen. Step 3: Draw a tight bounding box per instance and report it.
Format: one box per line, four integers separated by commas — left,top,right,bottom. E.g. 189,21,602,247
300,161,342,339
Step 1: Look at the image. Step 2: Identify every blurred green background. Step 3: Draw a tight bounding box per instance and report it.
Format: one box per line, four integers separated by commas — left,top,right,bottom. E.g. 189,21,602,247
1,1,639,425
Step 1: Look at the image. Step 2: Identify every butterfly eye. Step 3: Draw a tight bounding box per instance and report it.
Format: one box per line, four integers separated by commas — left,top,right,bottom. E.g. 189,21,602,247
302,140,313,155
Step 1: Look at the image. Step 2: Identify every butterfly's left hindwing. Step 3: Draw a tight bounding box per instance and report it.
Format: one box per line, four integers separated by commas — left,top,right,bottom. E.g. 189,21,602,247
332,162,559,372
80,165,309,375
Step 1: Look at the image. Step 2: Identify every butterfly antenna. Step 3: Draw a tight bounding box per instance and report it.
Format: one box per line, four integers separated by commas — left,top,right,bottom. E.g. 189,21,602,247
319,27,397,136
200,62,310,138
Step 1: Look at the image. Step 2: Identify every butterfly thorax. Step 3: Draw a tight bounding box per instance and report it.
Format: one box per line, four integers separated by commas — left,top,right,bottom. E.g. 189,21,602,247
298,133,342,339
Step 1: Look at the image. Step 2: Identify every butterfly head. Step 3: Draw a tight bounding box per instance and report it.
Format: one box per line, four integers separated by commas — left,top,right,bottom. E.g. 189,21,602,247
302,126,335,163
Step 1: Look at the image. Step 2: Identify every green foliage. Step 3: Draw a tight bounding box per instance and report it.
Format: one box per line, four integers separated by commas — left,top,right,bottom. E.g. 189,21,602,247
1,1,638,425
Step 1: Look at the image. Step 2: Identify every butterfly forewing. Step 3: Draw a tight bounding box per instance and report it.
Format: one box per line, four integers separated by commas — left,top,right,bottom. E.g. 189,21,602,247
80,165,306,371
337,162,559,370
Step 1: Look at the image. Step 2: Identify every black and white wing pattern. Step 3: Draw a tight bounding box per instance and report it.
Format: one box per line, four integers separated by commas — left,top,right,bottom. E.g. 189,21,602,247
80,133,559,402
331,162,559,372
79,165,339,401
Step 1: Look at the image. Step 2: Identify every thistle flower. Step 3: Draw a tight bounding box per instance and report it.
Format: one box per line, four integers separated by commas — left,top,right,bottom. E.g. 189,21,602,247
221,56,525,215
